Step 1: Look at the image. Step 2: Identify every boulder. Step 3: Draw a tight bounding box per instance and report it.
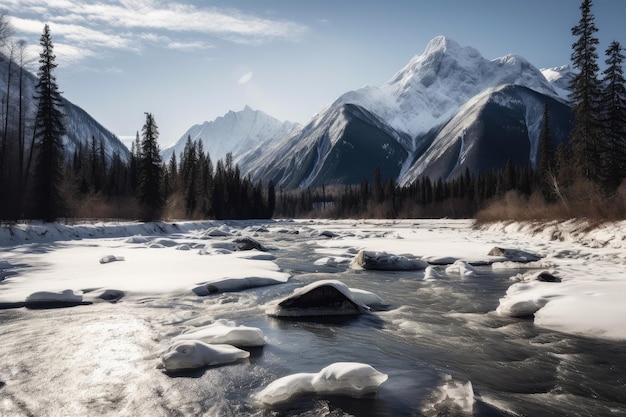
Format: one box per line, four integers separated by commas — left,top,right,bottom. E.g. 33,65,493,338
351,250,428,271
488,247,541,263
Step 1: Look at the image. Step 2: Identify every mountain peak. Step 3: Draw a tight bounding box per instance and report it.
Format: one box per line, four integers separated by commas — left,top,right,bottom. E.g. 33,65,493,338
422,35,462,55
161,107,298,163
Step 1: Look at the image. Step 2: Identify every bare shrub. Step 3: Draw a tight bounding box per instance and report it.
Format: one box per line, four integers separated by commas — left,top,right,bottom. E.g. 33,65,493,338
161,191,187,220
477,178,626,224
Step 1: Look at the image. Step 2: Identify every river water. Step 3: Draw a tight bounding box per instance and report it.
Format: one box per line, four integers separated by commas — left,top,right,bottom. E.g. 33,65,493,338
1,223,625,417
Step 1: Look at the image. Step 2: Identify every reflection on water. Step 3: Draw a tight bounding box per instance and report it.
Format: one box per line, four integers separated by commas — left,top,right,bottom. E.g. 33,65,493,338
0,232,625,417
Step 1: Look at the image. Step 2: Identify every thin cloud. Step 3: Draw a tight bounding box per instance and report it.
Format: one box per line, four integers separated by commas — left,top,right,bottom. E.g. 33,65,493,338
238,71,253,85
5,0,308,42
167,41,211,51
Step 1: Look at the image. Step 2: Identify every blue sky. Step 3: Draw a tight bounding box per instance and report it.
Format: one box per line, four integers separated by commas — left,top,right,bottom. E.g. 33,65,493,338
3,0,626,148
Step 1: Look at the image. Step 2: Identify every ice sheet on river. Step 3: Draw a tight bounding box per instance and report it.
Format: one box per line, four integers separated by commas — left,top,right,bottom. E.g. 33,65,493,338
255,362,388,405
0,230,289,306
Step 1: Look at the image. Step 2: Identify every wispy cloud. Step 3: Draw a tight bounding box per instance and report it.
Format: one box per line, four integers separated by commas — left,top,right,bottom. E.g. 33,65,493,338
238,71,253,85
4,0,308,64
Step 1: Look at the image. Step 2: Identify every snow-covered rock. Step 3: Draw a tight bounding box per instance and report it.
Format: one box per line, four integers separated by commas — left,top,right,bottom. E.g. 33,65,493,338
266,279,370,317
255,362,388,405
351,250,428,271
173,319,265,347
99,255,125,264
24,290,87,309
192,275,288,295
487,247,541,262
159,340,250,372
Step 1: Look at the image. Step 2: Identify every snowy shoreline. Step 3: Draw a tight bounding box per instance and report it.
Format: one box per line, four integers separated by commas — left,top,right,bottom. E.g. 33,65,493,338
1,218,625,341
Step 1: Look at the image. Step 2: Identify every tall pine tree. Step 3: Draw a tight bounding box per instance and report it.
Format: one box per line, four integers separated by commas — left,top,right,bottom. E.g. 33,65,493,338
32,24,66,221
537,104,556,200
599,40,626,191
569,0,603,182
137,112,163,221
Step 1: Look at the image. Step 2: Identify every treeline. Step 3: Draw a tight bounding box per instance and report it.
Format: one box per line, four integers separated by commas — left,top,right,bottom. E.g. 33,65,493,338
161,136,275,220
274,157,626,221
0,19,274,222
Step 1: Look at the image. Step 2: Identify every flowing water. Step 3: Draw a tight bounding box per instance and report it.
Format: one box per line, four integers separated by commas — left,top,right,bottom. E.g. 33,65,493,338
1,227,625,417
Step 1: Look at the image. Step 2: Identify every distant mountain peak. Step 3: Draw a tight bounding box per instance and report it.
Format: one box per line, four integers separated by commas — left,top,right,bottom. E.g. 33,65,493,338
161,106,298,163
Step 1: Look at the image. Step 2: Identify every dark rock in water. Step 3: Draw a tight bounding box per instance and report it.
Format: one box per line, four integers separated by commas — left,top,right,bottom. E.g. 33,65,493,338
193,284,220,296
98,289,125,302
488,247,541,262
319,230,338,238
234,237,267,252
352,250,428,271
536,271,561,282
279,285,359,310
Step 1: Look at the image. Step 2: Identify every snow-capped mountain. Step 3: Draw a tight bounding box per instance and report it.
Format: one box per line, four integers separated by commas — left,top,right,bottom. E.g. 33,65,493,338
0,53,129,162
239,36,573,188
241,103,411,189
161,106,299,164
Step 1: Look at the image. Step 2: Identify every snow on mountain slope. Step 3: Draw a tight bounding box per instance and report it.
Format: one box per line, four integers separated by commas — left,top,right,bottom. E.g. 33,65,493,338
240,35,571,188
0,53,129,162
161,106,298,163
326,36,561,142
241,103,410,189
541,65,575,102
399,84,572,183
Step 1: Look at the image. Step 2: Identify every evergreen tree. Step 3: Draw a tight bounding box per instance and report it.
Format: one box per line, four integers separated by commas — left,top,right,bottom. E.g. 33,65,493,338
599,40,626,191
537,104,556,200
166,152,178,194
180,135,197,217
267,179,276,218
137,112,163,220
569,0,603,181
32,24,66,221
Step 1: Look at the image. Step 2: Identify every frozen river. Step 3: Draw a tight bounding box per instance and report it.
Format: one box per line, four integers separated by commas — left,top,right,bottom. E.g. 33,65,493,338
0,219,625,416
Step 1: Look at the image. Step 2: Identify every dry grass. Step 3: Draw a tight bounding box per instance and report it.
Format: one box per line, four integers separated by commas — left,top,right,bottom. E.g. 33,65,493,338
475,178,626,225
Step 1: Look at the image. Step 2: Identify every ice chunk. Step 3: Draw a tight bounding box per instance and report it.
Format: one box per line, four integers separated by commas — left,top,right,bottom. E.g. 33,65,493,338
421,374,474,416
255,362,388,405
445,260,478,276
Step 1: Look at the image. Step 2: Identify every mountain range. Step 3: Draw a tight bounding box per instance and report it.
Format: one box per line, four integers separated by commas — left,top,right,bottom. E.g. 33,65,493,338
2,35,574,190
161,36,573,188
237,36,574,188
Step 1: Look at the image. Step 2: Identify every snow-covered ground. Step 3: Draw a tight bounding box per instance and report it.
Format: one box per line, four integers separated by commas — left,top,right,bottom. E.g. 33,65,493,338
1,218,625,341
